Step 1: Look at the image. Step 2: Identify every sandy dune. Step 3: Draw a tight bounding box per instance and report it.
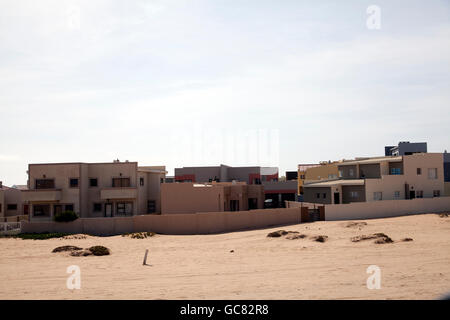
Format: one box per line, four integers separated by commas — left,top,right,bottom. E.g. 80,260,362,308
0,213,449,300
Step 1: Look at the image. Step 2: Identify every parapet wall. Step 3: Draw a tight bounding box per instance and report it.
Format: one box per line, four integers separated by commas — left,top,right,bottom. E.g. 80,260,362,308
286,196,450,221
21,207,303,236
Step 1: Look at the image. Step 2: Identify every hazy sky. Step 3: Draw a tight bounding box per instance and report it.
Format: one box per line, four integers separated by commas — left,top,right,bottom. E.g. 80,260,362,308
1,0,449,185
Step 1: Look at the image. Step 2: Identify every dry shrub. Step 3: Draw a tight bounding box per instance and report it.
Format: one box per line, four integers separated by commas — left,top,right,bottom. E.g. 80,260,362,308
52,245,82,253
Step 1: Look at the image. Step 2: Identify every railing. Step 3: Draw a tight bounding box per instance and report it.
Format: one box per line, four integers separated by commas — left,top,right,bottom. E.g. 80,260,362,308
0,222,21,235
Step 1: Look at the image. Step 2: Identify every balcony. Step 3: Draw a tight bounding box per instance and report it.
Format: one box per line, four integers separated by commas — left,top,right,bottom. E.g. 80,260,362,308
100,187,137,200
22,189,62,202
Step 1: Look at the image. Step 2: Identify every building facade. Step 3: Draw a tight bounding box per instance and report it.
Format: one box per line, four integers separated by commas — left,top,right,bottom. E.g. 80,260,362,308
22,161,166,220
160,182,264,214
174,164,278,184
385,141,427,156
0,182,24,219
304,153,445,204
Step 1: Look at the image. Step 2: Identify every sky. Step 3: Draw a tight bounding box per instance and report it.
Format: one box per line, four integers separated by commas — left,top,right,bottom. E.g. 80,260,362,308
0,0,449,185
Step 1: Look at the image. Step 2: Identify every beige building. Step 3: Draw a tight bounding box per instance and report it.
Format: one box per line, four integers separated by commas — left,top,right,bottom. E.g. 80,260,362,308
304,153,445,204
0,182,24,219
161,181,264,214
22,161,166,220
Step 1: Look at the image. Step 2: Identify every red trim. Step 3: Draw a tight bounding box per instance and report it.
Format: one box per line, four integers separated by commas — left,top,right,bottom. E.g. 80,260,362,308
264,189,296,194
263,173,279,181
175,174,196,182
248,173,261,184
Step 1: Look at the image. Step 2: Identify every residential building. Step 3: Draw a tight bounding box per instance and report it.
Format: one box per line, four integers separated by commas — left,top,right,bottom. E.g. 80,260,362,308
297,164,320,195
0,181,24,219
22,161,166,220
303,153,445,204
174,164,278,184
285,171,298,181
161,181,264,214
385,141,427,156
444,151,450,196
297,162,339,198
262,180,298,208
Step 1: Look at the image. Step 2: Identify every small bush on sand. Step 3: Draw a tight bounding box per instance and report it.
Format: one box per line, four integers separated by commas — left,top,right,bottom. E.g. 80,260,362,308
122,232,155,239
88,246,110,256
5,232,69,240
70,249,93,257
438,213,448,218
311,235,328,242
52,245,82,253
267,230,288,237
401,238,413,242
54,210,78,223
286,234,307,240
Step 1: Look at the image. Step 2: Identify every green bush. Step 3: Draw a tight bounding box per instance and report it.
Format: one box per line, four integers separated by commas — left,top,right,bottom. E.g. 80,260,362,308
54,210,78,222
88,246,110,256
9,232,69,240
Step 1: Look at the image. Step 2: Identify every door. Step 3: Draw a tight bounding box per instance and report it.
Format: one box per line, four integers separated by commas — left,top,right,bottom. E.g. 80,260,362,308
409,191,415,199
54,205,62,215
334,192,340,204
105,203,113,217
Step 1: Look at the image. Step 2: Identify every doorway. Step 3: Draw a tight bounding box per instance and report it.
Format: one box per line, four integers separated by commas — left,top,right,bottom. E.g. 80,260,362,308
334,192,340,204
409,191,415,199
105,203,113,217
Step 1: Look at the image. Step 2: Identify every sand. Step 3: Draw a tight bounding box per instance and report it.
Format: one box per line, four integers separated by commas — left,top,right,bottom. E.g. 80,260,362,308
0,213,449,300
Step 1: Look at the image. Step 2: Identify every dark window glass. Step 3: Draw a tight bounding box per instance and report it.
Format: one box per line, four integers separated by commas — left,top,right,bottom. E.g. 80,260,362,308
140,177,144,186
7,204,17,210
90,178,98,187
65,204,74,212
323,193,327,199
35,179,55,189
33,204,50,216
417,168,421,175
93,203,102,212
113,178,130,187
69,178,79,188
147,200,156,213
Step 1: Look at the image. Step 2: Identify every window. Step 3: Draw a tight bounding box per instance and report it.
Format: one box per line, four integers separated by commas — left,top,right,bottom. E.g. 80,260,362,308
65,204,74,212
300,175,305,180
391,168,401,175
417,168,421,175
316,193,320,199
394,191,400,199
248,198,258,210
323,193,327,199
69,178,79,188
93,203,102,212
416,190,423,198
0,204,2,213
428,168,437,180
338,170,343,178
112,177,130,187
7,204,17,210
33,204,50,216
139,177,144,186
230,200,239,212
373,192,382,201
116,202,133,215
35,179,55,189
147,200,156,213
349,168,354,177
89,178,98,187
433,190,440,197
160,178,164,183
350,191,359,198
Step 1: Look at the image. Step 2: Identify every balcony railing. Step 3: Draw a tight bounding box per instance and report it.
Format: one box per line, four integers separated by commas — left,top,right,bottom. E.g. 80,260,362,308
100,187,137,200
22,189,62,202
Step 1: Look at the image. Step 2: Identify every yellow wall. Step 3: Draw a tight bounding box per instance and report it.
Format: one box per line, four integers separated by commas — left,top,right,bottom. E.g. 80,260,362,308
298,164,339,195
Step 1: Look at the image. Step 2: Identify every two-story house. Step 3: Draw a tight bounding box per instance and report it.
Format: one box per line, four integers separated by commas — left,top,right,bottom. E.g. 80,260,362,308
22,161,166,220
303,153,444,204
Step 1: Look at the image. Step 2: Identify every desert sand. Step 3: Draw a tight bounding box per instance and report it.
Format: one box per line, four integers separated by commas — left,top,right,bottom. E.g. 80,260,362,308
0,213,449,300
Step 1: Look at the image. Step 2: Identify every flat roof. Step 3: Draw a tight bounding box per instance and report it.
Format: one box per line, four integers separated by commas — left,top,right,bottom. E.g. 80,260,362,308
304,179,365,188
338,156,402,166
